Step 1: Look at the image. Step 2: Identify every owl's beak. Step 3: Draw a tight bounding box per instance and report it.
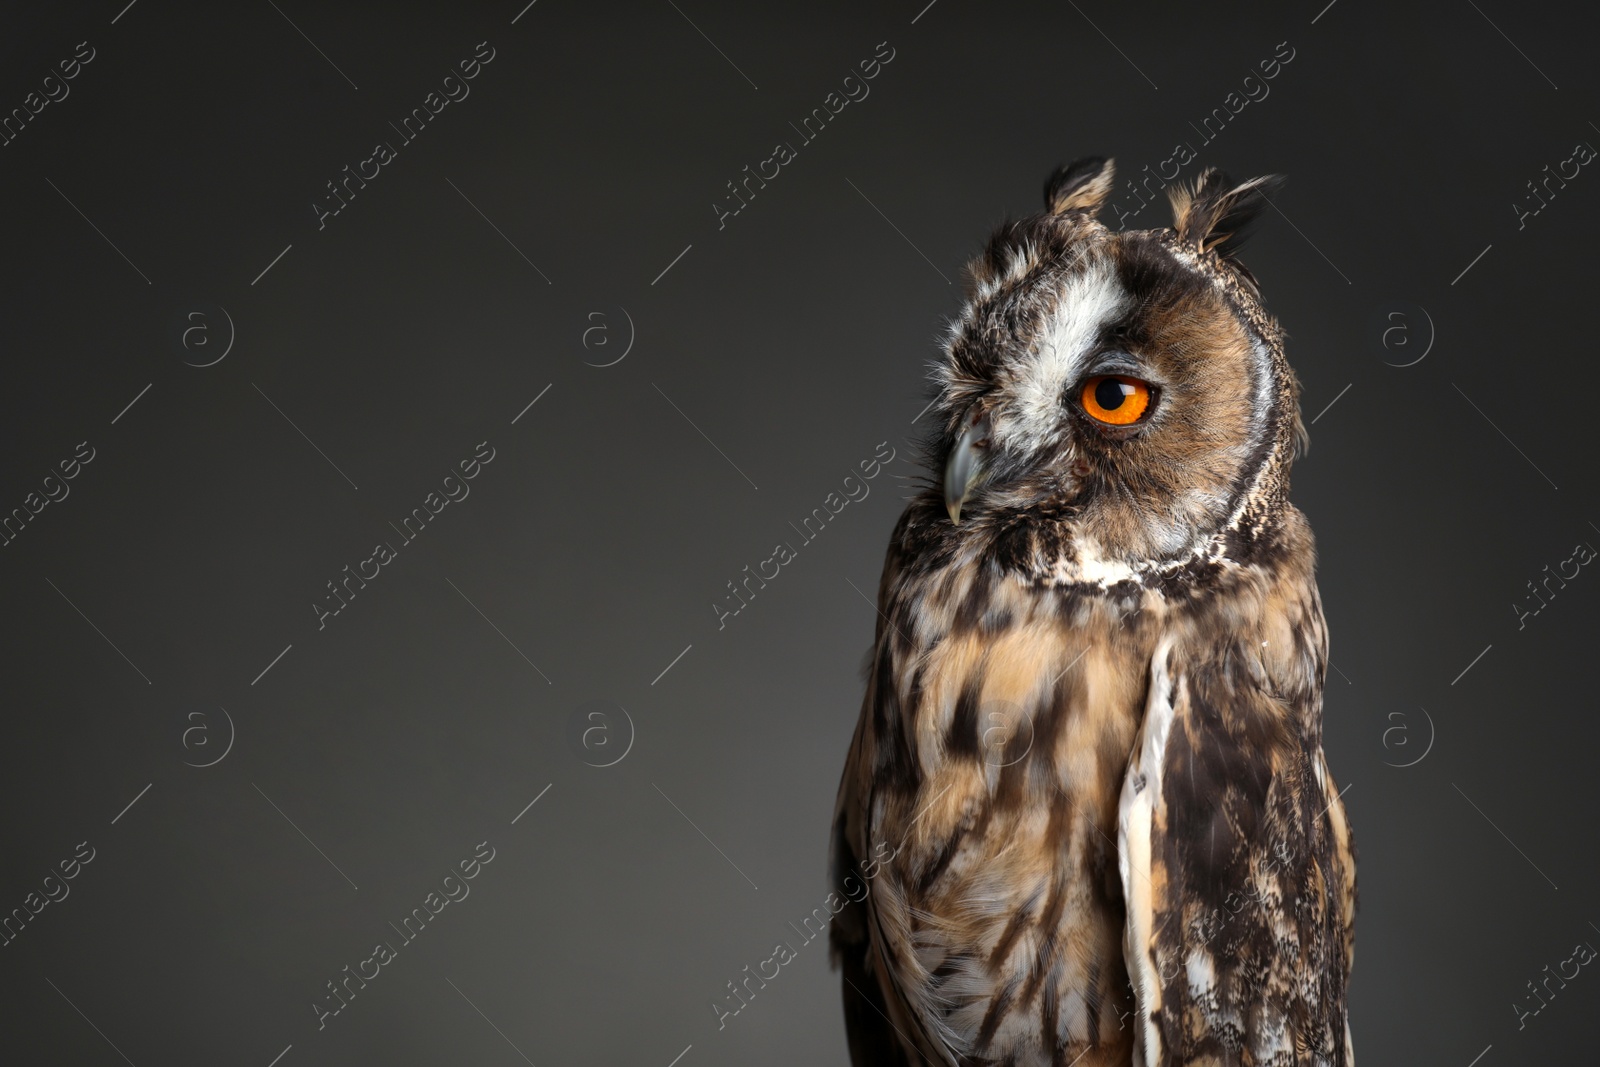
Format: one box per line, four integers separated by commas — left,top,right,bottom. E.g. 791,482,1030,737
943,412,991,525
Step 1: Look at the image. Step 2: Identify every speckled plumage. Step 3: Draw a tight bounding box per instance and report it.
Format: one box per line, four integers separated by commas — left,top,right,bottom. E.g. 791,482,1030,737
830,158,1355,1067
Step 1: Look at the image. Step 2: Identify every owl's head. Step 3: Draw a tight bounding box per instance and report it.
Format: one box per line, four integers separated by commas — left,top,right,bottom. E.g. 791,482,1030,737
928,156,1304,585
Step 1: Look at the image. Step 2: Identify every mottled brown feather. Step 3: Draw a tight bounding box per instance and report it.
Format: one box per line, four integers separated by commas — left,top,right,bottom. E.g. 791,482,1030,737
832,163,1353,1067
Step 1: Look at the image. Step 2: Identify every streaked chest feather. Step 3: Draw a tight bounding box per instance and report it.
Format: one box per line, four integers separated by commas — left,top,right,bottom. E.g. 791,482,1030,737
861,553,1321,1066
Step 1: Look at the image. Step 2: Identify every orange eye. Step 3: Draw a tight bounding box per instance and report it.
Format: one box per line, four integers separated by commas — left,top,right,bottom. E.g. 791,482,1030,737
1080,375,1152,426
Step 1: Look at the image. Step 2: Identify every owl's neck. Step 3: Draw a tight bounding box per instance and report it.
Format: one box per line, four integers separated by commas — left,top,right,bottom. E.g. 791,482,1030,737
959,487,1297,596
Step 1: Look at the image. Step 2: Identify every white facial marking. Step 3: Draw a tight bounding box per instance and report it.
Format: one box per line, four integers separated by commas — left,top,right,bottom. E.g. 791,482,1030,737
995,259,1129,455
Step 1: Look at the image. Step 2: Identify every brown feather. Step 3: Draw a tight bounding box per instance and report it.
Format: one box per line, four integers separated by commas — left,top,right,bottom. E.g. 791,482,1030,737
833,158,1352,1067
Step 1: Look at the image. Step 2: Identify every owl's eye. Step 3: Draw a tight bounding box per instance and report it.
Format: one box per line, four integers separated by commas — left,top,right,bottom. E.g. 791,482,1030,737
1080,375,1152,426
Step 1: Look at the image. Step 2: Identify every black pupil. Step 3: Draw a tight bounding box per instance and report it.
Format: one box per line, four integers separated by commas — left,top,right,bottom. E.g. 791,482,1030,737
1094,377,1132,410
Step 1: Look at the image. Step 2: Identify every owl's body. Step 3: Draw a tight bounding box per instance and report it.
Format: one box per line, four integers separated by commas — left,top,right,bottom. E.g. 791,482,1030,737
831,159,1355,1067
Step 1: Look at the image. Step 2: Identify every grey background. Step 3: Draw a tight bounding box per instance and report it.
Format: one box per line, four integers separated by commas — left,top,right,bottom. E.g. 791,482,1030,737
1,0,1596,1063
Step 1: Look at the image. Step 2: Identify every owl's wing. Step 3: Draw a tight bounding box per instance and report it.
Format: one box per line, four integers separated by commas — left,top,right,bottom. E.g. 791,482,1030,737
829,697,917,1067
829,514,928,1067
1117,637,1356,1067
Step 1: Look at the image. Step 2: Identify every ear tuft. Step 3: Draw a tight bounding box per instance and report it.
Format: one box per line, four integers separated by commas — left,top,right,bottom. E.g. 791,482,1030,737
1044,156,1115,217
1168,168,1285,259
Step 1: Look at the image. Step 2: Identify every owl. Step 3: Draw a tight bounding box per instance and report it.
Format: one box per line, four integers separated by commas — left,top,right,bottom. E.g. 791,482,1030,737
829,157,1356,1067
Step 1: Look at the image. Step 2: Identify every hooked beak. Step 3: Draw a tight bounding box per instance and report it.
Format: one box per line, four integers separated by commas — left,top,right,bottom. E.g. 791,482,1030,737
943,412,992,525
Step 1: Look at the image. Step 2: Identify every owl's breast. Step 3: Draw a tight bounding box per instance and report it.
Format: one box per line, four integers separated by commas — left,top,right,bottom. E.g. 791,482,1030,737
862,563,1164,1065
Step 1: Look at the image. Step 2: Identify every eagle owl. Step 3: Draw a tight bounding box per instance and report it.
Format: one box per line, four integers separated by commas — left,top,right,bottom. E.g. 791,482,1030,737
830,157,1355,1067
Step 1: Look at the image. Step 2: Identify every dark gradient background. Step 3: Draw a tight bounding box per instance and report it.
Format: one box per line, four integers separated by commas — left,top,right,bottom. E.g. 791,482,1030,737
1,1,1597,1064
